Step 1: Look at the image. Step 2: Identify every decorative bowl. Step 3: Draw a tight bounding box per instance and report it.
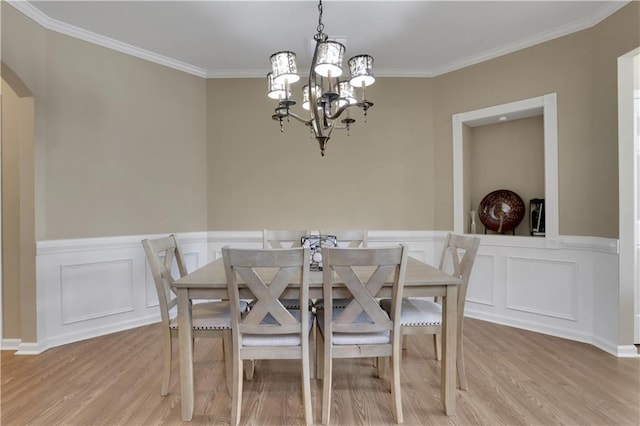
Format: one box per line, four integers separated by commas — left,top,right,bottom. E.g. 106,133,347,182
478,190,525,233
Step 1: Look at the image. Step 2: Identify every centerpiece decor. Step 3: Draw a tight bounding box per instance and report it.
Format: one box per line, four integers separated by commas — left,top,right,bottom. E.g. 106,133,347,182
301,234,337,271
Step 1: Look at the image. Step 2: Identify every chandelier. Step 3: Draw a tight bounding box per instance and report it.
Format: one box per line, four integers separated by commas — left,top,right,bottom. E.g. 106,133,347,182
267,0,375,157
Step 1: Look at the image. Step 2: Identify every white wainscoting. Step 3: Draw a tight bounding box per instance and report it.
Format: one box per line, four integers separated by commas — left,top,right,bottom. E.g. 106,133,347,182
18,232,208,354
9,230,630,357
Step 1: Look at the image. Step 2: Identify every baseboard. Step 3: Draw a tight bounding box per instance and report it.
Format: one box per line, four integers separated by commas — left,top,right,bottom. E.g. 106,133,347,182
618,345,640,358
467,310,640,358
15,341,49,355
1,338,21,351
614,345,639,358
465,310,593,345
596,341,640,358
42,315,161,352
591,338,639,358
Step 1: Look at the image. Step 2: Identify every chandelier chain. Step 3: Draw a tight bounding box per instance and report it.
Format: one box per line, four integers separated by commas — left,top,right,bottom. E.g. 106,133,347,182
316,0,324,35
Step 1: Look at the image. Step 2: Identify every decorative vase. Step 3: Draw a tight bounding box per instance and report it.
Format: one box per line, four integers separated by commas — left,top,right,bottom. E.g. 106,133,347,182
470,210,477,234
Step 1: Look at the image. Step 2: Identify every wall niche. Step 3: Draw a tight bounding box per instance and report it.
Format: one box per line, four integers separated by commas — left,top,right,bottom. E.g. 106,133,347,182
453,93,559,247
468,116,544,236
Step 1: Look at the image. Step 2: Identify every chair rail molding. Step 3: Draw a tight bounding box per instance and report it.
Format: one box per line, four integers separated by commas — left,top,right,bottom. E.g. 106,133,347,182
452,93,559,248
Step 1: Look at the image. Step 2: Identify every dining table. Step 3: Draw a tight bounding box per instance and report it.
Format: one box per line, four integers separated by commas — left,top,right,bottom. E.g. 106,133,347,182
172,255,462,421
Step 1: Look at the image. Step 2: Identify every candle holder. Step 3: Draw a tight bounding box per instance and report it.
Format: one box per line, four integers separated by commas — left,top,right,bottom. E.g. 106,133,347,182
530,198,545,236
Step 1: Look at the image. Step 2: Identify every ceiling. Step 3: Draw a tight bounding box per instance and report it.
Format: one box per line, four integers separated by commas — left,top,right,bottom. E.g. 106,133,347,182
11,1,629,78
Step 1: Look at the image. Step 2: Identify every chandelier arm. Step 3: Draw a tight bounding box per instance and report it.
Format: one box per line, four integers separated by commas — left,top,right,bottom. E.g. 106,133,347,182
324,103,351,121
309,41,325,138
284,110,313,125
325,118,337,139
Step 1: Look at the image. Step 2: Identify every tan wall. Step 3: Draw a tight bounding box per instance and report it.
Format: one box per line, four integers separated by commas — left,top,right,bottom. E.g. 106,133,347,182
590,4,640,238
2,1,639,240
433,29,595,235
2,4,208,240
433,2,639,237
2,78,22,339
206,77,435,231
1,66,36,341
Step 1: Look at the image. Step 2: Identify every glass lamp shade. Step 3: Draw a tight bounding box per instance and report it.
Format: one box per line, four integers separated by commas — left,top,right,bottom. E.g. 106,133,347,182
270,51,300,85
302,84,322,110
348,55,375,87
338,81,357,107
267,72,289,100
314,40,345,78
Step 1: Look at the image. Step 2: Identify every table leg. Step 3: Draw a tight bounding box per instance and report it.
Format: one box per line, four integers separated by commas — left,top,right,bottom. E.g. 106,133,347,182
177,289,194,421
441,284,458,415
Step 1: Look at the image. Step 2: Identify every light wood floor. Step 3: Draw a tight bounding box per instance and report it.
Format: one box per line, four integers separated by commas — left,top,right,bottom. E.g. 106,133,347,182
2,318,639,425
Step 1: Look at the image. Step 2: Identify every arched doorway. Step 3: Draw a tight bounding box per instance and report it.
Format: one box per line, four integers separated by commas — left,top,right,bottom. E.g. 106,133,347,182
1,63,36,348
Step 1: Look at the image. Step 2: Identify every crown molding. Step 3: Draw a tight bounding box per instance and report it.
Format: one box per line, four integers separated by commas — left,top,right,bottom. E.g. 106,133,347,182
8,0,630,80
7,0,208,78
427,0,630,77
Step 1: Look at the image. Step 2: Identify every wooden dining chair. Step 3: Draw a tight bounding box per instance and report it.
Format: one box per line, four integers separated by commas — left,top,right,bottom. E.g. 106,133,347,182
263,229,310,249
142,235,246,397
380,233,480,390
262,229,313,311
317,244,408,424
320,229,368,248
223,246,313,426
314,230,367,311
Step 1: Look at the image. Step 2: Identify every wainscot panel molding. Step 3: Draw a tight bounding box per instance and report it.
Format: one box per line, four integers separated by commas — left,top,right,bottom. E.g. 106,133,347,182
466,253,496,306
16,231,631,358
30,232,208,354
464,234,631,357
60,259,135,325
505,256,578,321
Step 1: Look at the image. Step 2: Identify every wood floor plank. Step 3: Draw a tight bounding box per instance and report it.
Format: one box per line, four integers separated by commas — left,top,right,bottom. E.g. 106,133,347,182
2,318,638,425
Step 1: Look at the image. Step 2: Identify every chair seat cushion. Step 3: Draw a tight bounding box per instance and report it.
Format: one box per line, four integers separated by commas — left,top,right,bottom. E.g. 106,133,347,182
278,298,314,310
248,298,313,310
242,309,314,347
169,300,248,330
380,298,442,326
313,298,352,310
316,310,390,345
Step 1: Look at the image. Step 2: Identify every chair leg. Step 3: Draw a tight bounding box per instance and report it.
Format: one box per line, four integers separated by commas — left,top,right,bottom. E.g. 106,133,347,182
301,345,313,425
316,329,324,380
310,321,316,380
433,333,442,361
391,347,403,423
402,334,409,351
321,355,332,425
244,360,255,380
223,331,233,397
161,331,172,396
231,357,243,426
376,356,387,379
457,335,468,391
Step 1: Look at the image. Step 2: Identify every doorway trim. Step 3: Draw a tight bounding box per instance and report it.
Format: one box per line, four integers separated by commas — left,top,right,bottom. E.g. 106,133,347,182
617,47,640,344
